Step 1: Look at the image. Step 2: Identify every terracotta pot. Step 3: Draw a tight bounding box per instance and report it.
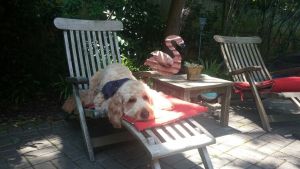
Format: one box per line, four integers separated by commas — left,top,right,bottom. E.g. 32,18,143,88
185,65,204,80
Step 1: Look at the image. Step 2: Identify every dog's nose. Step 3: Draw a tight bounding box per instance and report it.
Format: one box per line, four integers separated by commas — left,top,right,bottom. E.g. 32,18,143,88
140,110,149,119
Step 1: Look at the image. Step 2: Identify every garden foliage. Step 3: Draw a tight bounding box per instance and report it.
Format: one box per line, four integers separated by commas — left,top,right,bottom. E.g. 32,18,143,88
0,0,299,108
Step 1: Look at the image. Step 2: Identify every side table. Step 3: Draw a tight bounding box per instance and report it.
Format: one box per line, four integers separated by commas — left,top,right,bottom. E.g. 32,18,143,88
152,74,233,126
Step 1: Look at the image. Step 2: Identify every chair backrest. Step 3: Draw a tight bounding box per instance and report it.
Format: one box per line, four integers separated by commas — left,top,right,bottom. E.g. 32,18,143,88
54,17,123,89
214,35,272,83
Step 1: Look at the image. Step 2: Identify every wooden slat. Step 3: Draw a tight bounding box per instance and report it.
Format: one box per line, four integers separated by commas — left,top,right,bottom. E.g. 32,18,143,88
164,125,182,140
69,30,82,87
214,35,262,44
103,31,111,65
145,129,162,144
75,30,88,89
86,31,97,74
113,32,122,62
253,44,272,80
97,31,106,68
108,31,117,63
234,43,248,81
180,120,200,136
81,31,92,79
155,127,173,142
173,123,190,138
245,43,261,81
290,97,300,107
63,31,74,77
54,18,123,31
147,134,213,159
188,119,215,139
92,31,101,70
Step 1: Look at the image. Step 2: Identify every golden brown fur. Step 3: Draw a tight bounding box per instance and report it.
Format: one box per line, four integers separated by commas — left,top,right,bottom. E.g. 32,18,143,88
62,63,172,128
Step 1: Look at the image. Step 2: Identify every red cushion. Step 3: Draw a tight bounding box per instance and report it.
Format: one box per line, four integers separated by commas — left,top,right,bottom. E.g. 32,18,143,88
234,80,273,90
271,76,300,92
122,95,208,131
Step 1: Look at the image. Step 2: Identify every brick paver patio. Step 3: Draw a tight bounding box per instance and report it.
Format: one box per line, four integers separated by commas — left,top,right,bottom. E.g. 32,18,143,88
0,98,299,169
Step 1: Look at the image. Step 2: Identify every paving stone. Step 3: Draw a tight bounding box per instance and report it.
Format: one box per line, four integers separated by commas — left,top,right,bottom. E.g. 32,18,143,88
75,158,105,169
0,136,19,151
228,121,245,128
94,151,111,163
276,161,300,169
161,153,187,166
33,161,56,169
279,140,300,158
51,120,66,128
206,146,223,156
24,146,58,157
120,155,149,169
25,139,53,150
8,126,24,135
257,143,282,155
61,147,86,161
238,118,254,125
256,156,284,169
6,155,31,169
0,148,20,159
220,158,252,169
17,143,39,154
271,151,300,166
51,156,80,169
237,124,256,133
227,146,267,164
246,164,263,169
0,128,8,137
0,159,9,169
257,133,293,147
25,150,64,165
244,139,268,149
36,123,52,130
211,143,235,153
22,124,38,134
171,158,198,169
159,161,175,169
208,156,231,169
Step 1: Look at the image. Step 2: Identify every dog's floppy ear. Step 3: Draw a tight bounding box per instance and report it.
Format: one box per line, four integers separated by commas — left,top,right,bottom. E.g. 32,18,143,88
108,93,124,128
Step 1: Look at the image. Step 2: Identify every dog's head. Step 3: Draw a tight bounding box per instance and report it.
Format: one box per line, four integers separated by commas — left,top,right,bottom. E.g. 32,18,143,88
107,80,155,128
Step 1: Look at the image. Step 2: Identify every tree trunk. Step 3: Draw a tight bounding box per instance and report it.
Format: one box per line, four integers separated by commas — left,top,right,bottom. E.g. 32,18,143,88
164,0,186,36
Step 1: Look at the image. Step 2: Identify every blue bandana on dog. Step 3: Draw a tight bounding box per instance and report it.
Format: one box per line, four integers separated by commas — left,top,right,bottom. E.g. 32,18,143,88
102,78,130,100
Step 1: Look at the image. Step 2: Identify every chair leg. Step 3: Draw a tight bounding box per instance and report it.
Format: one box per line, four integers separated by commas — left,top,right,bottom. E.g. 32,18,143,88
249,86,271,132
151,159,161,169
73,87,95,161
198,147,214,169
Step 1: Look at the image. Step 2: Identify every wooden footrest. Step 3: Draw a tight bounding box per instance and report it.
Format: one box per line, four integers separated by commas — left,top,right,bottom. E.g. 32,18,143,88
122,118,215,169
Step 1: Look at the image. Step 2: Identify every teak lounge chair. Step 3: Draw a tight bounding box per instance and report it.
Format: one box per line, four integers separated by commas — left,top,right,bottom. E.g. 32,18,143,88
214,35,300,132
54,17,215,169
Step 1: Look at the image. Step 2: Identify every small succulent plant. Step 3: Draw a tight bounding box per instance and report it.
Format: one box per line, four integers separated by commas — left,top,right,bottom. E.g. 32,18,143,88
184,61,202,68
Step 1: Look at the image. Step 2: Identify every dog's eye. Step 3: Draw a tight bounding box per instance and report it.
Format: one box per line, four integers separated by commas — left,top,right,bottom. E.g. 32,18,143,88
128,97,136,103
143,95,149,101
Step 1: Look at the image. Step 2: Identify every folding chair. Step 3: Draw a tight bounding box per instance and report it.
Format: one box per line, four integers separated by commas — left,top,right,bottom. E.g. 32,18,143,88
54,17,215,169
214,35,300,132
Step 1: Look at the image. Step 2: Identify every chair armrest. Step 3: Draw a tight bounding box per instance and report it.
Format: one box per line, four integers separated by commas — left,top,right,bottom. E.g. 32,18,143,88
230,66,262,75
66,77,89,84
270,67,300,77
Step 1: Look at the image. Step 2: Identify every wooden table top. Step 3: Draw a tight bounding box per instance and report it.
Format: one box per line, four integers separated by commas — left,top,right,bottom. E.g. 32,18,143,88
152,74,233,90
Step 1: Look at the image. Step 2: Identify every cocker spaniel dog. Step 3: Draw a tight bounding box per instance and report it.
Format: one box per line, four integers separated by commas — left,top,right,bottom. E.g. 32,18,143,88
63,63,172,128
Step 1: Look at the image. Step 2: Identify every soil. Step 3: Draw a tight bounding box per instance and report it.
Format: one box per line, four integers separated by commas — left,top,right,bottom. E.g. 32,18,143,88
0,94,65,128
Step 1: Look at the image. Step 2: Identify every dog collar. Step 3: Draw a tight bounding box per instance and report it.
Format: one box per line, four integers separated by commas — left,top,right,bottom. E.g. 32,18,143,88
102,78,130,100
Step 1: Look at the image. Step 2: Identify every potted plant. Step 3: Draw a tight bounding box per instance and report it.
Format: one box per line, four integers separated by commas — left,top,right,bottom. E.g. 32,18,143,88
184,61,204,80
